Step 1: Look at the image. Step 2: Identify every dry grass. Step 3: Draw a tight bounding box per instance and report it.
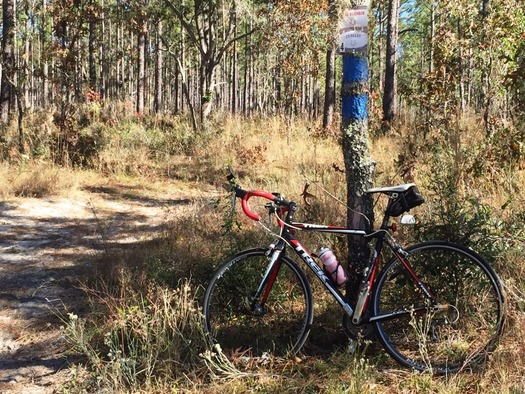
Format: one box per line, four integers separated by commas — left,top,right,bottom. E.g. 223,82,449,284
0,161,80,198
2,112,524,393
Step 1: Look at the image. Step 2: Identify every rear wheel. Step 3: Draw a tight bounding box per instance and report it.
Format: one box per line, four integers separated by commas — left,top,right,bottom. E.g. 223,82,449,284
203,248,313,357
373,241,504,374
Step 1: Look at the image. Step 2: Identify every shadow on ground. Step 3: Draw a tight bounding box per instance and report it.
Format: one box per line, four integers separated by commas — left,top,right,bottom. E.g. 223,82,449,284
0,184,203,389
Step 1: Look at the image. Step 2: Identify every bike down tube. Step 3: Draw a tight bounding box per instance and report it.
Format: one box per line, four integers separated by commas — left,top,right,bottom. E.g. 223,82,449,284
289,221,377,323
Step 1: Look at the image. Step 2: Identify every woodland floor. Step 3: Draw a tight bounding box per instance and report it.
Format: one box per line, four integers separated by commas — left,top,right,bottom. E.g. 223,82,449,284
0,180,214,393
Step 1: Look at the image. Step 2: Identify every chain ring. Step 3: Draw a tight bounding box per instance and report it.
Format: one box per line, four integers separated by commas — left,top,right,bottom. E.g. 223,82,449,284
342,313,375,341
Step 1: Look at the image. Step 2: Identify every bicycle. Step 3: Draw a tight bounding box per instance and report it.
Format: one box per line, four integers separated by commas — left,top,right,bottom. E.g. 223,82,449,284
203,169,505,374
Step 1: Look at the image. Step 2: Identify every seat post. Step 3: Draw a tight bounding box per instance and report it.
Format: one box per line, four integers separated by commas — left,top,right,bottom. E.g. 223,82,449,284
379,195,394,230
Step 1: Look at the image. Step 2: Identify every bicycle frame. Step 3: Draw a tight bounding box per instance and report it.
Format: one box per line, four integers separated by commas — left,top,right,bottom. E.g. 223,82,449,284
226,170,446,328
255,211,443,327
212,171,503,373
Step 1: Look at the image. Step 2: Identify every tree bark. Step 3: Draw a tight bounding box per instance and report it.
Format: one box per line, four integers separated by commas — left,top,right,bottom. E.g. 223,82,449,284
89,11,97,90
323,0,337,129
100,0,108,99
231,22,238,113
341,53,375,305
382,0,400,129
480,0,493,137
154,20,163,114
136,30,146,115
1,0,16,125
323,47,336,129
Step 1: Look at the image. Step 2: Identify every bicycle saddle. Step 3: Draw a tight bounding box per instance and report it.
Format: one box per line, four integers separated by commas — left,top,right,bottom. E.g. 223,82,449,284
365,183,416,194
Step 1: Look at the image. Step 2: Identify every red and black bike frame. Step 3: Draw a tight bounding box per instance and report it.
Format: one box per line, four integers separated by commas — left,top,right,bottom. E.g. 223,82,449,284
232,182,442,326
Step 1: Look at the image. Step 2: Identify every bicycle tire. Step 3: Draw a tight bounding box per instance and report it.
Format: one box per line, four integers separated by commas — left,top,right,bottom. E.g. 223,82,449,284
372,241,504,374
203,248,314,357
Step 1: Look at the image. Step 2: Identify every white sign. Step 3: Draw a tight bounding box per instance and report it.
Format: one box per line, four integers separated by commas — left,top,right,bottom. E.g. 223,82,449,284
340,6,368,30
338,6,369,53
339,30,368,52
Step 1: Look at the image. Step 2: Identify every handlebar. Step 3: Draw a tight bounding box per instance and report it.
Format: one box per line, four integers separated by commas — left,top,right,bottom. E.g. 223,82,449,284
240,190,283,221
227,168,293,222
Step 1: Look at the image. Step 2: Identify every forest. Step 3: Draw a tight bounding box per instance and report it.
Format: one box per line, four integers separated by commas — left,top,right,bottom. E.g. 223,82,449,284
1,0,525,392
0,0,522,131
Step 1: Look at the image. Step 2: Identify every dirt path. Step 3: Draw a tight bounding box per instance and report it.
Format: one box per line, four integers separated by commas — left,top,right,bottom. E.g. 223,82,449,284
0,182,210,393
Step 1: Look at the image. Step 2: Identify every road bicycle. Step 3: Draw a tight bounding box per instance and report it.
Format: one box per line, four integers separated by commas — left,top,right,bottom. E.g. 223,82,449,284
203,169,504,374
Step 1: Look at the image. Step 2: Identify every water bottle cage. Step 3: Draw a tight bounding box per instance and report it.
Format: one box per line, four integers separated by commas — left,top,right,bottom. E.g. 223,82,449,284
324,262,347,287
328,263,342,276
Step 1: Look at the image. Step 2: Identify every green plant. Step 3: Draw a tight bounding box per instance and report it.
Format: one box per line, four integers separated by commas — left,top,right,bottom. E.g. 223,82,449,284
417,153,507,263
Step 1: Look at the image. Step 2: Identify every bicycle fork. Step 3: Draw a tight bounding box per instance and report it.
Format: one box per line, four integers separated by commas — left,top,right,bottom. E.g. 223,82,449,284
248,242,285,314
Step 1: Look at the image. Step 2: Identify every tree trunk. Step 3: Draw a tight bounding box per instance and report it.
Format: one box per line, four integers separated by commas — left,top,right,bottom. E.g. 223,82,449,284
382,0,400,129
480,0,493,137
457,18,465,114
180,25,185,112
136,30,146,115
0,0,16,126
154,20,163,114
23,11,31,112
100,0,108,99
323,0,337,129
341,53,375,305
429,2,435,74
323,47,336,129
89,13,97,90
231,23,238,113
200,59,216,122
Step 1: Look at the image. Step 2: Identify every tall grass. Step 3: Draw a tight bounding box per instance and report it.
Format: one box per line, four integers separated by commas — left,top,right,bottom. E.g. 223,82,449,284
62,278,208,392
0,161,79,198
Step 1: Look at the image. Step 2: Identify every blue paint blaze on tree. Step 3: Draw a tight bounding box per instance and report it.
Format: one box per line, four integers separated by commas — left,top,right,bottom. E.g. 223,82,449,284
342,54,368,120
340,51,374,303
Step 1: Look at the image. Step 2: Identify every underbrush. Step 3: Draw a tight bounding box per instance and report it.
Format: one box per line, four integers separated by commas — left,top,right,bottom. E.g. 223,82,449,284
2,110,524,392
63,278,207,392
0,161,79,198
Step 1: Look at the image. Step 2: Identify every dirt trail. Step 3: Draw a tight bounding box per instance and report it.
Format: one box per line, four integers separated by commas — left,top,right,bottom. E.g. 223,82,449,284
0,183,209,393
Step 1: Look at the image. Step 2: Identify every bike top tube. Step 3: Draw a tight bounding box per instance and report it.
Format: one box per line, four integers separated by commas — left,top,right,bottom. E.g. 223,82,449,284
229,175,375,233
227,167,424,233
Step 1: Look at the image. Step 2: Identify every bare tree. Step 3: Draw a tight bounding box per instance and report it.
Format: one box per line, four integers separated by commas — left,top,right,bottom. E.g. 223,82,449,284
0,0,16,126
136,28,146,115
382,0,400,130
165,0,255,126
154,20,163,114
322,0,337,129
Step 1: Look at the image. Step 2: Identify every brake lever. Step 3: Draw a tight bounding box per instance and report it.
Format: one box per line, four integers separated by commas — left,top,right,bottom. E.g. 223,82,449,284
264,203,276,225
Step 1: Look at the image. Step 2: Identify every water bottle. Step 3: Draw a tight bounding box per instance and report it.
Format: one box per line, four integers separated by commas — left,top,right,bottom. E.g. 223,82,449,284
319,247,348,286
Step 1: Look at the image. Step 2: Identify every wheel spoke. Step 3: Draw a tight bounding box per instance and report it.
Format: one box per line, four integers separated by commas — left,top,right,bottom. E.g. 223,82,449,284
373,242,504,374
203,249,313,357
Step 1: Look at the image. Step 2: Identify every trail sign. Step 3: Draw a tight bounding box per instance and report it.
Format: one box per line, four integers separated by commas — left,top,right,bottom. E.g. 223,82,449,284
339,31,368,52
340,7,368,30
338,5,369,54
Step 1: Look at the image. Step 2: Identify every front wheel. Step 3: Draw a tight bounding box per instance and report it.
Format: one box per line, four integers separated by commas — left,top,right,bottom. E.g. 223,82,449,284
373,241,504,374
203,248,313,357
